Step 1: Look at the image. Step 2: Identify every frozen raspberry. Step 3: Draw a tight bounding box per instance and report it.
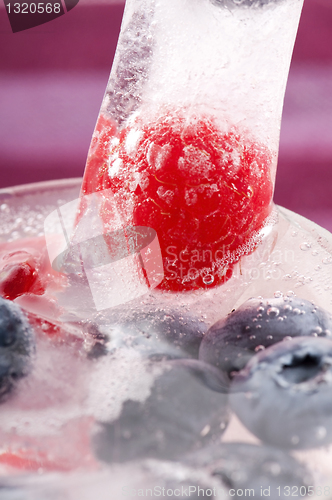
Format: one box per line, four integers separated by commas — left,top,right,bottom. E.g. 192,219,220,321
82,112,273,292
0,247,46,300
0,238,68,302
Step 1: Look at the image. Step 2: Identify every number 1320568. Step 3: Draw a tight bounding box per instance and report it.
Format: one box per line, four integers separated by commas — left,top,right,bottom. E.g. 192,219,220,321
6,3,61,14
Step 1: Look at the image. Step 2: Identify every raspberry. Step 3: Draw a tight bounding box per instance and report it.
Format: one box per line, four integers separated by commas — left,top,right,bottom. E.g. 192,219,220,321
0,239,68,301
0,251,44,300
82,111,273,292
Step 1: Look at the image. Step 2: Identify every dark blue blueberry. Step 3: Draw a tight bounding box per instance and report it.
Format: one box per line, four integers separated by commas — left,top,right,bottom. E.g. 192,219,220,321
93,359,229,463
230,336,332,449
100,308,206,360
0,297,35,401
184,442,312,499
199,297,332,382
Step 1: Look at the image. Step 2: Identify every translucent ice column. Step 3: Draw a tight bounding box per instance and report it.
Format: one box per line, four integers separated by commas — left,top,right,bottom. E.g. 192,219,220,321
81,0,304,293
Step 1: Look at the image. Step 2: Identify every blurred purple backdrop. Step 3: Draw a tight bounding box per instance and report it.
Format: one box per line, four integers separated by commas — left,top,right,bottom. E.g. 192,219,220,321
0,0,331,231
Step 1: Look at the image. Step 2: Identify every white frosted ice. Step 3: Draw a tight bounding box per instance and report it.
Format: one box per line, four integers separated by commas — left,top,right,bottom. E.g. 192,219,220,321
107,0,304,152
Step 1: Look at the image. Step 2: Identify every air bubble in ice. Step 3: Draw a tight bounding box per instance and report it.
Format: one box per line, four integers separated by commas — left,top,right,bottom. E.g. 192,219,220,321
249,335,256,340
200,425,211,437
300,242,311,251
203,275,214,285
323,257,332,265
267,307,279,317
274,291,283,298
266,462,281,476
315,426,327,440
245,391,256,400
291,435,300,445
255,345,265,352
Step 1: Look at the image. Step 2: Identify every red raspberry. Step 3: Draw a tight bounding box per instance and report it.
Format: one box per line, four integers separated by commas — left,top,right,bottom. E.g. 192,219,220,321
0,238,67,301
83,112,274,292
0,251,44,300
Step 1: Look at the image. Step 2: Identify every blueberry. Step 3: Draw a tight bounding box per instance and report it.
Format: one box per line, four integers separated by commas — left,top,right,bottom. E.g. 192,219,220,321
93,359,229,463
0,297,35,401
100,308,206,360
230,336,332,449
184,443,312,500
199,297,332,382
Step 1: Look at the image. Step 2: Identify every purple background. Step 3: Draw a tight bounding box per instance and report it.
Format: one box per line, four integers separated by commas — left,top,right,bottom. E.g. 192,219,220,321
0,0,331,231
